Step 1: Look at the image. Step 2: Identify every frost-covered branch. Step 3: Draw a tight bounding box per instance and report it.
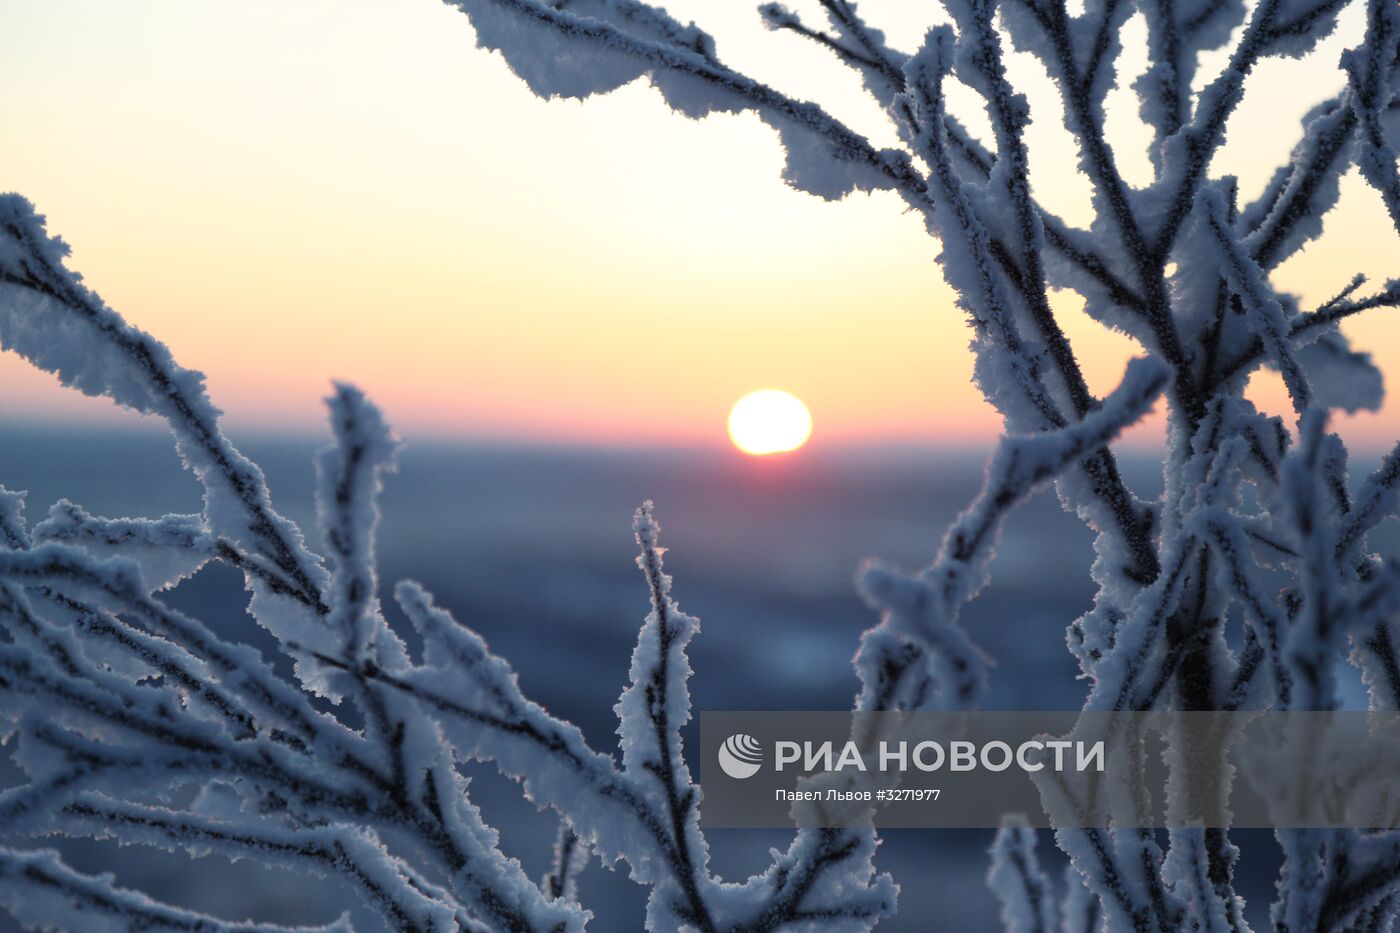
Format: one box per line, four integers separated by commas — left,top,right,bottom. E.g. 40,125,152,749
52,798,469,933
988,822,1056,933
0,849,355,933
2,0,1398,926
1245,95,1358,269
542,827,586,905
0,196,331,659
1200,188,1312,415
857,354,1167,714
1346,0,1400,234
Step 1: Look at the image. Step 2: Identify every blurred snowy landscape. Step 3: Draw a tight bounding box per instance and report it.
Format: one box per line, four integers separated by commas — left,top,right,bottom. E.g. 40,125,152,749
1,424,1388,930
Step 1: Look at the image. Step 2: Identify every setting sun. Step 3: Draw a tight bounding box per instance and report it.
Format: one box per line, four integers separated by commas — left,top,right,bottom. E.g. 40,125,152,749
727,390,813,456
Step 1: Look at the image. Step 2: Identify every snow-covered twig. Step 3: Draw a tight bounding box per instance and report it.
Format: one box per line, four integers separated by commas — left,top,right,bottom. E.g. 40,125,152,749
0,848,356,933
2,0,1398,926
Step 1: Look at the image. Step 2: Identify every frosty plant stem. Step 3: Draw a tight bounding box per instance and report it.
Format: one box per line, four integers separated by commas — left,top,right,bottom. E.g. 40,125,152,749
1,0,1400,928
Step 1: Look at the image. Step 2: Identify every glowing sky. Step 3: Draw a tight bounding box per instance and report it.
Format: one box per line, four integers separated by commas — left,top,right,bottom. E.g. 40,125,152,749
1,0,1396,449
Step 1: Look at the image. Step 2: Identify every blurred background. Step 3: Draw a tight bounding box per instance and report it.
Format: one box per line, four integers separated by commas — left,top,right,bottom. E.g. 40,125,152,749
2,0,1399,929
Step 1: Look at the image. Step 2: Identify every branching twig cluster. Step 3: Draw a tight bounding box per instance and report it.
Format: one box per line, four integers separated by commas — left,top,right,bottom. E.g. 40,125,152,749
0,0,1398,927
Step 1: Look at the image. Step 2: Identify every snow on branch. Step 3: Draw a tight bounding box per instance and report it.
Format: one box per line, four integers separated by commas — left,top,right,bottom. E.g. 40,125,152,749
50,798,469,933
0,196,334,689
988,821,1056,933
439,0,917,200
857,355,1167,714
0,849,356,933
2,0,1399,926
614,503,712,929
1345,0,1400,234
33,501,214,592
317,383,399,668
1199,187,1312,416
1244,94,1359,270
542,827,587,905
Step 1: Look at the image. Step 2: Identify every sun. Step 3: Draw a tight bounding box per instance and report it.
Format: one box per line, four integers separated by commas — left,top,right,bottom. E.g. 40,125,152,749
728,390,813,456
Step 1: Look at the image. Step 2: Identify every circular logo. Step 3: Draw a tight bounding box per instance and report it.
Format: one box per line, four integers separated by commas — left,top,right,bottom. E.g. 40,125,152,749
718,733,763,779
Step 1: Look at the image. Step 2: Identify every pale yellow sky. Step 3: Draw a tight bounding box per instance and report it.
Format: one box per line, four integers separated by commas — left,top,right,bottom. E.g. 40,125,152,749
0,0,1396,450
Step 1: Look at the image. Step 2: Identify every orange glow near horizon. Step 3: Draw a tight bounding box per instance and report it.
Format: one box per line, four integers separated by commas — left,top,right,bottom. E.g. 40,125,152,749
0,1,1397,453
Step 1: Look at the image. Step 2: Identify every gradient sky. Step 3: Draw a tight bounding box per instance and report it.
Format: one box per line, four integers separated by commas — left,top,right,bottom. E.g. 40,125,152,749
1,0,1396,450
